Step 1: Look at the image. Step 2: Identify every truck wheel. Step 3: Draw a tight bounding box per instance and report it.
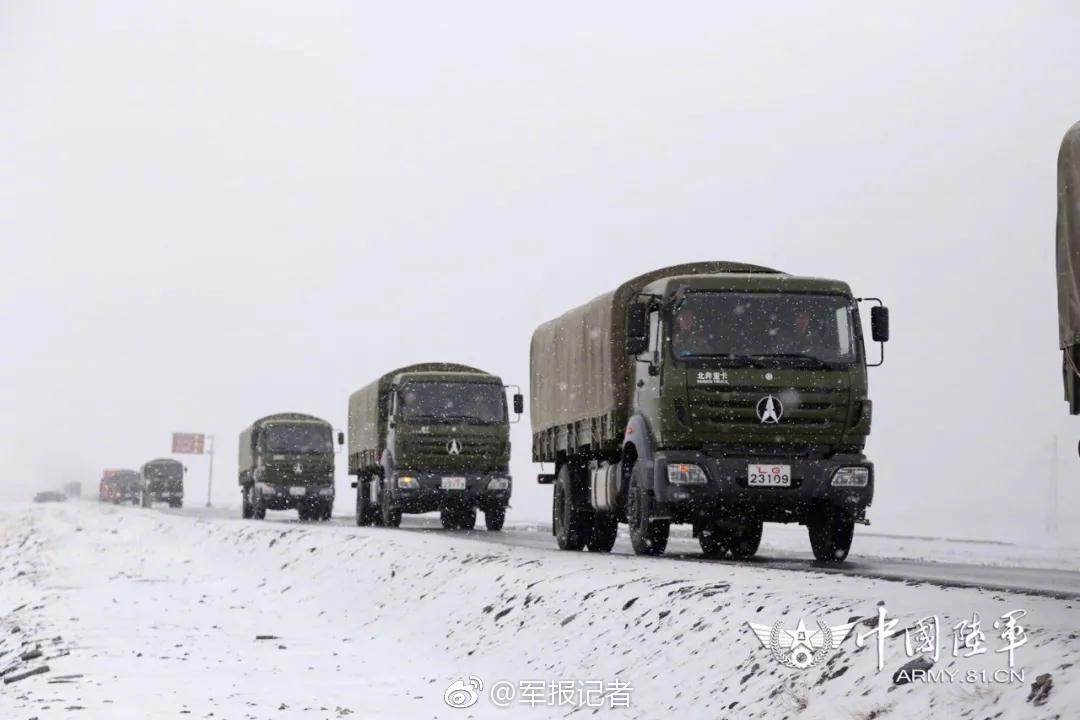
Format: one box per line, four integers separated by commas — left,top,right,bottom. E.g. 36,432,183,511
440,507,458,529
242,491,253,519
298,505,311,522
319,500,333,521
808,508,854,563
355,484,372,526
587,513,618,553
553,465,588,551
170,500,183,510
251,488,267,520
457,507,477,531
628,470,668,556
140,493,151,509
380,482,402,528
484,506,506,532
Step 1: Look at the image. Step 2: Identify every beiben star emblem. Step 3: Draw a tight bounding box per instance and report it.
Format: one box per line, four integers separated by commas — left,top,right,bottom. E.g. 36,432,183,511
756,395,783,424
447,439,462,455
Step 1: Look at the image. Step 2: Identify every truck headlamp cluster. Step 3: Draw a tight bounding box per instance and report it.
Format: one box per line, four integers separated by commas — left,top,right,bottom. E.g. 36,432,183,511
831,467,870,487
396,475,418,489
487,478,510,491
318,488,334,496
256,483,276,495
667,463,708,486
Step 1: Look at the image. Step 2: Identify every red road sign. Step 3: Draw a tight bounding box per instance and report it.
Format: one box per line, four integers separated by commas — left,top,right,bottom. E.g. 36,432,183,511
172,433,205,455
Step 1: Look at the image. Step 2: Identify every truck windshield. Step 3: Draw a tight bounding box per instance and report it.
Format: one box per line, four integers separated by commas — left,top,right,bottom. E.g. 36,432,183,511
399,382,506,424
263,425,332,453
145,465,182,481
670,292,857,366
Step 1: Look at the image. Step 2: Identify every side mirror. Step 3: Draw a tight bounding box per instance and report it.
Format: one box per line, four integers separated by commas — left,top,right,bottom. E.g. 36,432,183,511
337,431,345,446
871,306,890,343
184,466,189,474
513,393,524,415
625,304,649,355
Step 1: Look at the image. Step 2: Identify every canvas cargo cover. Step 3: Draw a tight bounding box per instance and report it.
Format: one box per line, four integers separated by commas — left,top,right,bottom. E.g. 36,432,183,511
530,262,780,435
1058,122,1080,413
347,363,493,461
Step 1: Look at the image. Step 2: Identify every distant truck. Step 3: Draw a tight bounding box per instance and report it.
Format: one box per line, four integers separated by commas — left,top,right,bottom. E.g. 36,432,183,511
140,458,185,508
347,363,522,530
100,469,141,504
531,262,889,562
63,481,82,498
238,413,339,521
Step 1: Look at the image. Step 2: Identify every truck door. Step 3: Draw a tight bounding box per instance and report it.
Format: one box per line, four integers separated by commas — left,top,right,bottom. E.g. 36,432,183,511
632,308,662,418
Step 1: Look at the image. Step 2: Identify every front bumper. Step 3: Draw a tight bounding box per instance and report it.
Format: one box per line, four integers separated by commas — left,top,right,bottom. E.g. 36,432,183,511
389,472,511,513
257,482,334,509
649,451,873,523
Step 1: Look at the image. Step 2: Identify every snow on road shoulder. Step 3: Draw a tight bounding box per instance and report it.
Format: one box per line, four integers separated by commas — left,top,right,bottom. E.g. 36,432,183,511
2,502,1079,719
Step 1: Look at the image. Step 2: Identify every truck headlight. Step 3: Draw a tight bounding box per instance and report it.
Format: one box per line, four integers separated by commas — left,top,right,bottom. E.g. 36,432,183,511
318,488,334,496
487,478,510,491
257,483,276,495
396,475,418,489
667,463,708,486
831,467,870,487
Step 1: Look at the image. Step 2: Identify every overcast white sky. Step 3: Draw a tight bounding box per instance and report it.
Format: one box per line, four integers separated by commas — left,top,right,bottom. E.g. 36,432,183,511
3,1,1080,543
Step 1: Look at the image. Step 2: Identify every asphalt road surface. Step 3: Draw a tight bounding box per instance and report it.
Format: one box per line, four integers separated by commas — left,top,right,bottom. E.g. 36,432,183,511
169,505,1080,600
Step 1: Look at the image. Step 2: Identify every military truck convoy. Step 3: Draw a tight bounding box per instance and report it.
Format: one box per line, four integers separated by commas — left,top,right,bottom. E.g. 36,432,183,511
92,260,889,564
531,262,889,562
140,458,185,508
238,413,339,521
347,363,522,531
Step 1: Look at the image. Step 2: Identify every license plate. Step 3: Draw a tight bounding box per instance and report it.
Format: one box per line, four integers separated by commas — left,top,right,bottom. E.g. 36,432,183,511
441,477,466,490
289,486,306,496
747,464,792,487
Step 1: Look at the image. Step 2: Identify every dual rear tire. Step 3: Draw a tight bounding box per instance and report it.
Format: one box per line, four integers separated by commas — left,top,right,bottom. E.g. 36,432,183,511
552,464,623,553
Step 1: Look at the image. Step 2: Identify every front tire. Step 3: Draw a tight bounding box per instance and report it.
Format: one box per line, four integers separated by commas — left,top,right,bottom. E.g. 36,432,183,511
440,507,458,529
241,490,253,519
552,464,589,551
627,467,668,556
484,506,506,532
808,507,854,563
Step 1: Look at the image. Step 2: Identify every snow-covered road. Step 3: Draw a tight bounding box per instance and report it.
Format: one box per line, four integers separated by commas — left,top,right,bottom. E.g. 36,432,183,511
2,501,1079,719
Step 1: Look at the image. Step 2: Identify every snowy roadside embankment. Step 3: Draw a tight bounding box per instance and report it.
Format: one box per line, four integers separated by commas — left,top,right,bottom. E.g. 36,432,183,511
2,502,1079,719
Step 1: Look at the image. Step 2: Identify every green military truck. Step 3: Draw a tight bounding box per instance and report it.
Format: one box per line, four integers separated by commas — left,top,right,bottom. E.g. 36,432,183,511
531,262,889,562
347,363,523,530
238,413,340,521
140,458,185,508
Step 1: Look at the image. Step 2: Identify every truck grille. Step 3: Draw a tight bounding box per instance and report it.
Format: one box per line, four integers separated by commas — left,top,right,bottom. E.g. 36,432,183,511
687,385,849,433
404,435,506,469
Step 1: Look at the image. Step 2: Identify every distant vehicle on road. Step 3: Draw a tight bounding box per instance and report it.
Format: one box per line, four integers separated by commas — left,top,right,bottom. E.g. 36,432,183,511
140,458,185,508
347,363,522,531
238,413,339,521
33,490,67,503
100,469,141,504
